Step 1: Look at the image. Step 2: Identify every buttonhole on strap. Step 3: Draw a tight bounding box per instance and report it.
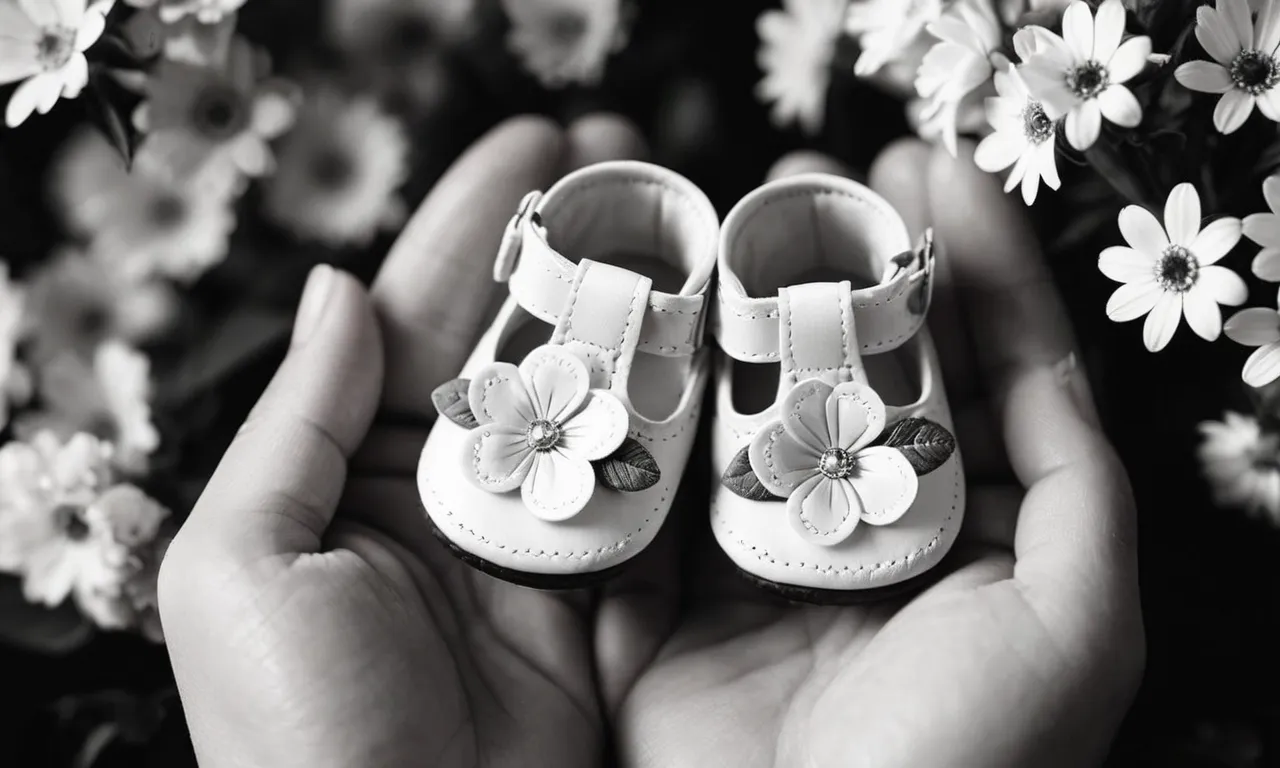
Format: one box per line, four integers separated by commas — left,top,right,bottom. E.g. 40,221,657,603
493,190,544,283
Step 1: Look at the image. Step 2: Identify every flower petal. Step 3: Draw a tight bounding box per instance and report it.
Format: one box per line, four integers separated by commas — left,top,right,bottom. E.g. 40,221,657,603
1196,4,1244,64
1243,343,1280,387
1221,0,1254,50
1118,203,1169,253
1253,247,1280,280
1065,99,1102,150
1106,280,1163,321
1214,89,1255,134
781,378,837,453
1266,177,1280,215
1165,183,1202,246
58,53,88,99
1225,307,1280,346
1256,86,1280,122
1191,217,1243,264
521,450,596,522
974,131,1023,173
1143,292,1183,351
1196,264,1249,306
519,345,590,422
1020,62,1075,117
750,421,822,497
1093,0,1125,61
1099,246,1157,282
469,362,537,427
5,72,53,127
469,424,535,492
1175,61,1234,94
74,4,106,52
1183,286,1224,341
1107,36,1151,83
1259,0,1280,53
251,88,297,138
1020,152,1042,205
786,474,862,547
1098,84,1142,127
1062,1,1095,62
1245,212,1280,247
850,446,920,527
827,381,887,452
559,390,629,461
1038,138,1062,190
0,43,40,85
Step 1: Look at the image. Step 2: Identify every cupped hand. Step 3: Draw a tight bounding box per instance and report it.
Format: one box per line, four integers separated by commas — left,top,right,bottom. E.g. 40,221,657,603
158,114,649,768
614,142,1146,768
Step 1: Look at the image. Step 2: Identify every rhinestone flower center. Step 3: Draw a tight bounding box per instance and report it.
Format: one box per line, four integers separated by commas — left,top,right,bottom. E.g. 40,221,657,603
1022,101,1054,144
818,447,856,480
526,419,562,451
1154,245,1200,293
1231,49,1280,95
36,27,76,71
1067,61,1110,100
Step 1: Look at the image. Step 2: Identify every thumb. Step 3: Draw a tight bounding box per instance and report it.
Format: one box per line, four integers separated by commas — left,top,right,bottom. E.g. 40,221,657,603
176,265,384,566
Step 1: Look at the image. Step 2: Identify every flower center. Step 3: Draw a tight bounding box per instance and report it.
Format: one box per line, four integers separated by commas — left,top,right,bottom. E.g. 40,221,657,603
1154,245,1200,293
1021,101,1054,144
54,503,90,542
526,419,562,451
309,145,356,191
818,448,856,480
1230,49,1280,95
545,11,587,46
149,193,187,229
36,27,76,71
1067,60,1110,99
383,12,434,64
190,84,248,141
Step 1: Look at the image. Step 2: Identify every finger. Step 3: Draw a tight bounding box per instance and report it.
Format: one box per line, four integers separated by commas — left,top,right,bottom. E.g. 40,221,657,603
765,149,857,181
174,266,385,566
373,116,566,414
564,112,649,170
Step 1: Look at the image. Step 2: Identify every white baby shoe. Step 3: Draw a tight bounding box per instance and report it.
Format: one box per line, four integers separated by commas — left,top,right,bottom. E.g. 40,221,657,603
418,161,718,588
711,174,965,603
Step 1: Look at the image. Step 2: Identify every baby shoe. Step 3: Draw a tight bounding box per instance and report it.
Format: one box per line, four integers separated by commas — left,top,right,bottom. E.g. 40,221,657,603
418,161,718,588
710,173,965,603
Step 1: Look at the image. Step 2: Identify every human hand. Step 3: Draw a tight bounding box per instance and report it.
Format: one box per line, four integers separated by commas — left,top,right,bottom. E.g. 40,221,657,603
614,142,1146,768
158,114,650,768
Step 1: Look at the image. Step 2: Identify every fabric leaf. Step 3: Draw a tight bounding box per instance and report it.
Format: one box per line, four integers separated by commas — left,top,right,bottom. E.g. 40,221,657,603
594,437,660,492
876,417,956,476
721,444,783,501
431,378,479,429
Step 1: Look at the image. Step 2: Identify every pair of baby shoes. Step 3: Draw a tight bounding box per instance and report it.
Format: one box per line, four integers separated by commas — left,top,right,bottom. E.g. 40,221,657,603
418,161,965,603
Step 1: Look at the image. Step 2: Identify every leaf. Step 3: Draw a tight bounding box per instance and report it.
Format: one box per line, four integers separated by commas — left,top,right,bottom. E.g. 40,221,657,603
720,444,782,501
877,418,956,476
431,378,479,429
85,70,139,168
595,437,660,492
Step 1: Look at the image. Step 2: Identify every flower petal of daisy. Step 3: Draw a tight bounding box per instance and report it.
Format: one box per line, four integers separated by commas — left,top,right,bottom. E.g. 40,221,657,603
1243,343,1280,387
1196,4,1243,65
1256,87,1280,122
1106,279,1163,321
1165,183,1202,246
1020,154,1042,205
1021,63,1076,118
850,445,919,526
0,44,41,86
1143,292,1184,351
59,53,88,99
469,424,536,492
1038,139,1061,190
1175,61,1234,94
787,474,862,546
1265,176,1280,214
1093,0,1125,61
74,4,107,51
1062,1,1094,61
1225,307,1280,346
1197,264,1249,306
1253,247,1280,280
1106,36,1152,83
1065,99,1102,150
519,346,591,423
1221,0,1254,50
1191,217,1243,264
251,89,298,138
521,450,595,522
1245,212,1280,247
1259,0,1280,53
1184,285,1224,341
1215,88,1256,134
1098,84,1142,127
5,71,54,127
974,130,1023,172
1099,246,1156,282
1119,204,1170,253
559,390,628,461
0,3,39,41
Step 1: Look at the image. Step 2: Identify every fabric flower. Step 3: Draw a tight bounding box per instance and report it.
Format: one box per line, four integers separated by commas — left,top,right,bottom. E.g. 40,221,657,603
1199,412,1280,525
748,380,919,546
53,128,237,283
123,0,246,24
500,0,629,87
1225,306,1280,387
1244,174,1280,296
914,0,1003,156
845,0,945,77
755,0,847,134
975,63,1061,205
0,0,112,127
1101,183,1247,352
467,346,629,521
0,262,32,430
134,36,299,188
1174,0,1280,134
1020,0,1152,150
263,87,409,247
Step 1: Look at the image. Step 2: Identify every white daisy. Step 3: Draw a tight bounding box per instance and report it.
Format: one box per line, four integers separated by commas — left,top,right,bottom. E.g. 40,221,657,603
1225,306,1280,387
263,88,409,247
53,128,237,283
755,0,848,134
845,0,945,77
1020,0,1152,151
1100,183,1247,352
1244,174,1280,293
123,0,246,24
71,483,170,632
0,0,113,127
0,262,32,430
975,63,1061,205
500,0,629,87
1199,411,1280,524
914,0,1003,156
134,36,299,188
1174,0,1280,134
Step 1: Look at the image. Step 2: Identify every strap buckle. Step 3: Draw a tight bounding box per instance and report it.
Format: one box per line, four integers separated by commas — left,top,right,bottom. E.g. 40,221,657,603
493,190,544,283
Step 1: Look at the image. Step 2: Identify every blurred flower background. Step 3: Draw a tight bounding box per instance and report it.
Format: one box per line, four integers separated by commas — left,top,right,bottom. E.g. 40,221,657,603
3,0,1280,765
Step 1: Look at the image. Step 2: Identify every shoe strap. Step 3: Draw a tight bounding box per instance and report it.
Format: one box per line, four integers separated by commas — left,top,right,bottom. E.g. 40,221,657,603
497,197,709,359
714,231,934,365
550,259,652,393
777,281,866,391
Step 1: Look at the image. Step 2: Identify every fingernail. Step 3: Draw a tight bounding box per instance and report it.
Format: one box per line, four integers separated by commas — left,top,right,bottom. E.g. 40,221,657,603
293,264,335,347
1055,352,1102,429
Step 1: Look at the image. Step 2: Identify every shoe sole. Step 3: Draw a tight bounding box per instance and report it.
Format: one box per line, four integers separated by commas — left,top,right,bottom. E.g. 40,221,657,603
430,525,633,590
733,559,947,605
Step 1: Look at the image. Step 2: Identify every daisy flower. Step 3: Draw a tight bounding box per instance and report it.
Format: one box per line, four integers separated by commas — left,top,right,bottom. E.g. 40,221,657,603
263,88,409,247
1199,412,1280,525
1020,0,1152,151
975,63,1061,205
123,0,246,24
845,0,945,77
0,0,113,127
53,128,237,283
1100,183,1246,352
70,484,170,633
1174,0,1280,134
914,0,1003,156
500,0,630,87
755,0,848,134
1244,174,1280,293
1225,305,1280,387
0,262,32,430
134,37,299,187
